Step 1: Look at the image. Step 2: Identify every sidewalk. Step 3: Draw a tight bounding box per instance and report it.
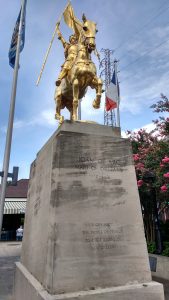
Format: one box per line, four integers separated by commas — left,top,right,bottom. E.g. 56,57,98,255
0,242,21,300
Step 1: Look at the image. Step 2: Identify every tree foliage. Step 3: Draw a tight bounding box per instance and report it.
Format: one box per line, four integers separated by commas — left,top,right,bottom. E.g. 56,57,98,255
127,95,169,245
151,93,169,137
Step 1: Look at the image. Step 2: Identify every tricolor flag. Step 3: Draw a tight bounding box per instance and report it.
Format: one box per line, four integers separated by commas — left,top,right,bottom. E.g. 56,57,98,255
105,70,119,111
8,1,27,68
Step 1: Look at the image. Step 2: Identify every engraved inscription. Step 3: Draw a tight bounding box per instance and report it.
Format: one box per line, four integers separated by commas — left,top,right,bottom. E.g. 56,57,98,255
74,153,129,172
82,223,124,250
74,155,96,170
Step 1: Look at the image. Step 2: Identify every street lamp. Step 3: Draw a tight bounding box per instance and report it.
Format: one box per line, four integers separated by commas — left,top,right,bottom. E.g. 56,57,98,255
143,171,163,255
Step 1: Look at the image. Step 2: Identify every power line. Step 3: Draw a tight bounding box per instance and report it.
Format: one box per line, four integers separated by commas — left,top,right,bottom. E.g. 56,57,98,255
119,18,169,61
120,34,169,74
114,1,169,53
121,67,169,84
120,49,169,82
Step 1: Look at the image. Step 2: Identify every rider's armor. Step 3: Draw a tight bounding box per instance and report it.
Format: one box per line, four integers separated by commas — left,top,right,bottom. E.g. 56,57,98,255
63,43,78,70
56,27,78,86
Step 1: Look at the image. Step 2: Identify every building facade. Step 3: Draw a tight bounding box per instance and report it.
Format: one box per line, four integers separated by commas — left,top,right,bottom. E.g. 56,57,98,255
1,179,29,240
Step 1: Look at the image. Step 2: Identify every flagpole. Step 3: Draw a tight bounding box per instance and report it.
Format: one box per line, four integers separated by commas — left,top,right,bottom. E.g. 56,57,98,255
0,0,26,236
114,59,120,128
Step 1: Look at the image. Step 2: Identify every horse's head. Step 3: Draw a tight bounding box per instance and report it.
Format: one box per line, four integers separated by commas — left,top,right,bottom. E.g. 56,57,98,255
81,14,98,53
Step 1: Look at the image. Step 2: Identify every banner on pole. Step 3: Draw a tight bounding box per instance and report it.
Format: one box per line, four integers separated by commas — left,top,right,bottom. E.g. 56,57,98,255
105,70,119,111
8,1,27,68
63,2,82,37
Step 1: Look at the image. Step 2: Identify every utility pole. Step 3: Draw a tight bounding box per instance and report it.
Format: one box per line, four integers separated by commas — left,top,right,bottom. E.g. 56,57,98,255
100,48,116,127
113,59,120,127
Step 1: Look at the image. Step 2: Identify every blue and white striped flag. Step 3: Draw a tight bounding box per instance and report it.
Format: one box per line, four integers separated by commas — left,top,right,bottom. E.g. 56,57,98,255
8,1,27,68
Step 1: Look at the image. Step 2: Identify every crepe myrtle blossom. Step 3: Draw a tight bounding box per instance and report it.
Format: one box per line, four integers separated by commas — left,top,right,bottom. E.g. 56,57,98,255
133,154,140,161
137,180,144,187
135,162,145,170
162,156,169,164
160,185,168,192
164,173,169,179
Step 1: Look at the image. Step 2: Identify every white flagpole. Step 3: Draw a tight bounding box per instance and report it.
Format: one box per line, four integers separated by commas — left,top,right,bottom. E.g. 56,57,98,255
114,59,120,128
0,0,26,236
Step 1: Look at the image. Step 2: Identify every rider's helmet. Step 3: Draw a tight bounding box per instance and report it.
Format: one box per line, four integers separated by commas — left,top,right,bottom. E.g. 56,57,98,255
69,34,77,43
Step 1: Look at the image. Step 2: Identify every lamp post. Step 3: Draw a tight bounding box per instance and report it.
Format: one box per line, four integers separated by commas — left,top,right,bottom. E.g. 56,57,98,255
143,171,163,254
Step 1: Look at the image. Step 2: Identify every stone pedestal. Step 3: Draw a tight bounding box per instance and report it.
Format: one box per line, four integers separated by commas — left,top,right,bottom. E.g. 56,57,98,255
14,121,164,300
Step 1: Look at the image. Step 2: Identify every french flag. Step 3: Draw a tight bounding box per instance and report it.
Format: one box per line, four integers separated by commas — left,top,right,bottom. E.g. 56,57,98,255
105,70,119,111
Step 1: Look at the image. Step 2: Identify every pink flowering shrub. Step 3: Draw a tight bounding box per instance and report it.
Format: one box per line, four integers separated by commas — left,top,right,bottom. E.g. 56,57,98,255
151,94,169,137
135,162,145,170
137,180,144,187
127,95,169,244
162,156,169,164
133,154,140,161
161,185,168,192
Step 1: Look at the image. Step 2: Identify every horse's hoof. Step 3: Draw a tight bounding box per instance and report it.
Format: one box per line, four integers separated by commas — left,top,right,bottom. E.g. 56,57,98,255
59,116,64,124
55,79,61,86
93,99,100,109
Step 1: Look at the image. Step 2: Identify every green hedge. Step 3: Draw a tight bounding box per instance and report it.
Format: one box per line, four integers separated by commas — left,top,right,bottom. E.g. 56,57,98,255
148,241,169,256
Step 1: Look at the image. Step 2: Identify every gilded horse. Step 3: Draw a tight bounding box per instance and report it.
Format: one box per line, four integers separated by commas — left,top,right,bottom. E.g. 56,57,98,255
54,16,103,124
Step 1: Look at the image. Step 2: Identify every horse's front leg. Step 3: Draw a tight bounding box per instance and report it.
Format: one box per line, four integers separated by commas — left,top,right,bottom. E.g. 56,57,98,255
70,109,73,121
72,78,79,121
54,87,64,125
92,77,103,109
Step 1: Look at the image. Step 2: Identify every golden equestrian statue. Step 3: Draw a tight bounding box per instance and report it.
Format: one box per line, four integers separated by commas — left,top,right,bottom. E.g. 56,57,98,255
36,2,103,124
54,3,103,124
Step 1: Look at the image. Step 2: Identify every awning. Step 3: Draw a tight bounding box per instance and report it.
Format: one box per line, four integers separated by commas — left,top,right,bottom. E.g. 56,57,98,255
4,201,27,214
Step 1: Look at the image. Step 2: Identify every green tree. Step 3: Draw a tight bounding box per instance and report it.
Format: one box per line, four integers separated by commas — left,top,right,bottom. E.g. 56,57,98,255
127,95,169,247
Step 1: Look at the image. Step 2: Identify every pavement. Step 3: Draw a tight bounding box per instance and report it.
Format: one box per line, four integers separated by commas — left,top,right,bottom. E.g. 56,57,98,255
0,242,169,300
0,242,21,300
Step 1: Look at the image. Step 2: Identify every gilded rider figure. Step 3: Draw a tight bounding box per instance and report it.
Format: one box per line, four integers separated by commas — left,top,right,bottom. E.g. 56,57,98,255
55,22,78,86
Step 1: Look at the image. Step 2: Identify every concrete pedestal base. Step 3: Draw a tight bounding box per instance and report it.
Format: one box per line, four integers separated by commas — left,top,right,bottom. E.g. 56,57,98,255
14,121,164,299
15,262,164,300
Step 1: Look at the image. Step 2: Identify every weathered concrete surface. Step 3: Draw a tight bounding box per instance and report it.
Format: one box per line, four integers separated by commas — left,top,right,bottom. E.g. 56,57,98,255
15,122,164,299
1,243,167,300
57,120,121,137
15,262,165,300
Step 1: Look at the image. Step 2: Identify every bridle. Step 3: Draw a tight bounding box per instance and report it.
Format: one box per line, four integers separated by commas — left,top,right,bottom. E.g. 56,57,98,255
79,30,96,51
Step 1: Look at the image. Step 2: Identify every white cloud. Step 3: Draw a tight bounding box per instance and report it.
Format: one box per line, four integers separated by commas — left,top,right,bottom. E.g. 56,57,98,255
119,65,169,115
121,122,156,138
5,90,105,130
40,110,56,126
142,123,156,132
151,25,169,39
121,130,128,138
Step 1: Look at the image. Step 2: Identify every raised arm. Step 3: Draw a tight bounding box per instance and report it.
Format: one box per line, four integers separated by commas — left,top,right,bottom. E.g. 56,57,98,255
56,22,67,48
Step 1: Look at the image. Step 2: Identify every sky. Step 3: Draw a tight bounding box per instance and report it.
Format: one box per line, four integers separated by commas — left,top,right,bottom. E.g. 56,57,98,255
0,0,169,179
